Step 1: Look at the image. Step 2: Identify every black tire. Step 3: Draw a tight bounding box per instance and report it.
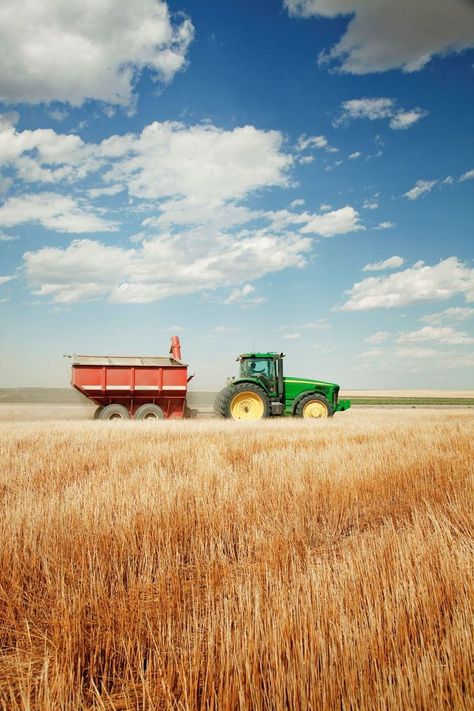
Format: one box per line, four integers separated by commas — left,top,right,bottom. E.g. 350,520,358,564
98,404,130,420
213,387,230,416
295,393,334,419
215,383,271,420
93,406,103,419
135,403,165,420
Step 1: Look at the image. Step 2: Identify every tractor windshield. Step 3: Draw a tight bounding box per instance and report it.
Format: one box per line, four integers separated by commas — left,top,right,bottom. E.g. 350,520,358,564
240,358,275,390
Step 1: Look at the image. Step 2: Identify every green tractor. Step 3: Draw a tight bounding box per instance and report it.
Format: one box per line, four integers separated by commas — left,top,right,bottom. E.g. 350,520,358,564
214,351,351,420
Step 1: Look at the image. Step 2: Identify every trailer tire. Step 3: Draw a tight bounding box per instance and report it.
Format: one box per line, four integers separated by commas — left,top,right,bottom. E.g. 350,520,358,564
217,383,270,420
295,393,334,419
98,404,130,420
93,406,103,419
135,404,165,420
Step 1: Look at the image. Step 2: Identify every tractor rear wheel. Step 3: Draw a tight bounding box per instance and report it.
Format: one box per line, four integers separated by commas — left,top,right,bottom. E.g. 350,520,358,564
217,383,271,420
295,394,334,419
213,386,234,416
135,403,165,420
98,404,130,420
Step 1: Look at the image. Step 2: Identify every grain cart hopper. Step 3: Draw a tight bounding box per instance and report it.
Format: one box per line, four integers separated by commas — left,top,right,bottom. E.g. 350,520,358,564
214,351,351,420
67,336,191,420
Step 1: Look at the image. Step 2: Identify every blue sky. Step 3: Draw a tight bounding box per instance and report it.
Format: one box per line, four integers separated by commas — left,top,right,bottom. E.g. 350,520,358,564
0,0,473,388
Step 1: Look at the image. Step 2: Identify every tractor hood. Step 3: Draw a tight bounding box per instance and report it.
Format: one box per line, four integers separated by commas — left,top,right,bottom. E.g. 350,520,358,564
283,377,339,389
283,376,350,413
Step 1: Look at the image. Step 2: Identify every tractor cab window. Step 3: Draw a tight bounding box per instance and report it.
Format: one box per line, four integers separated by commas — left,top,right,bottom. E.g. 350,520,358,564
240,358,275,389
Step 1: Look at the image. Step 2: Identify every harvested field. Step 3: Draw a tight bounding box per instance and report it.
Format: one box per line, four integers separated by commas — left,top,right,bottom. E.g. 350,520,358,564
0,411,473,710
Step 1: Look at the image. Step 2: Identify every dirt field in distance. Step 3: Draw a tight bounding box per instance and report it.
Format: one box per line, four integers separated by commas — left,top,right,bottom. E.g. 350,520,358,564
0,411,472,710
0,387,472,421
0,404,96,421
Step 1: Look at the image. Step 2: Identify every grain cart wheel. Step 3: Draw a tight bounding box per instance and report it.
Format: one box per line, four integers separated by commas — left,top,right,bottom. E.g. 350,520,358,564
295,394,334,419
218,383,271,420
135,404,165,420
98,404,130,420
93,406,104,419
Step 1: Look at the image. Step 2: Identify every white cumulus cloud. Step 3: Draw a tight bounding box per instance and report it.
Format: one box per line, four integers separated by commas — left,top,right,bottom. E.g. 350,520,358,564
459,168,474,182
0,112,99,184
295,134,338,154
336,98,426,129
0,116,293,206
363,199,378,210
299,206,364,237
338,98,394,121
265,205,364,238
0,0,194,106
284,0,474,74
4,115,373,302
363,256,405,272
87,185,124,198
404,179,438,200
0,117,296,238
103,122,292,203
420,306,474,325
0,193,117,233
375,221,395,230
224,284,265,305
389,110,427,130
340,257,474,311
397,326,474,345
23,229,311,304
365,330,390,344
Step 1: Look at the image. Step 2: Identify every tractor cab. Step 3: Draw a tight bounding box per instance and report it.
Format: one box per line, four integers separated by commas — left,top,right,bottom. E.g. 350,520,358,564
238,352,284,399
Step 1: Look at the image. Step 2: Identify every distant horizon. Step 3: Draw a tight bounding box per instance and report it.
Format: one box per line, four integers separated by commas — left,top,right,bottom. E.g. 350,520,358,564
1,386,473,395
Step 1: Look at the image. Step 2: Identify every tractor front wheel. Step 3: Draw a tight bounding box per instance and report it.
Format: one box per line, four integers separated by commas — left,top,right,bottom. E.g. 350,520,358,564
295,394,334,419
216,383,271,420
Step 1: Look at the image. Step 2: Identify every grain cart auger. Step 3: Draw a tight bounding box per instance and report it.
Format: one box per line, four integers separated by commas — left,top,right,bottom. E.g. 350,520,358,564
214,351,351,420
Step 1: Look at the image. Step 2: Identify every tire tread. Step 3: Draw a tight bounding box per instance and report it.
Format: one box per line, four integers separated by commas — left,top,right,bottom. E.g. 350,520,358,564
214,383,271,419
295,393,334,418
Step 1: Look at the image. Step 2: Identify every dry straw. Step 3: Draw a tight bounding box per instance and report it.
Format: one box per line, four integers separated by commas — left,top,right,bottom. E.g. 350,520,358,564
0,411,473,710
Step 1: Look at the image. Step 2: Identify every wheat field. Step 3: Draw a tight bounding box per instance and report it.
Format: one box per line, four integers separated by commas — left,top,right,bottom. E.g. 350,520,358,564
0,411,472,710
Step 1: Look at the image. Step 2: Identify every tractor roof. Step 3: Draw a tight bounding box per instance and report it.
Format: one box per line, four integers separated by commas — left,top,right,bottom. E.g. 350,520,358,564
238,352,284,360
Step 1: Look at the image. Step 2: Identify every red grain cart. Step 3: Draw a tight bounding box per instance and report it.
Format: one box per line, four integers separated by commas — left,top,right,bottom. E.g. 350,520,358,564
68,336,191,420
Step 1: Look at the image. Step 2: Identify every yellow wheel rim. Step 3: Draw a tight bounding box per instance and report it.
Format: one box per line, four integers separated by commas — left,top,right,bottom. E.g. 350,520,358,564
302,400,329,418
230,391,265,420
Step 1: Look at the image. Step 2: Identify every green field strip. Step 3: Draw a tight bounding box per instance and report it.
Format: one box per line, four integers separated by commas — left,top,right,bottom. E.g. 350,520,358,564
349,397,474,406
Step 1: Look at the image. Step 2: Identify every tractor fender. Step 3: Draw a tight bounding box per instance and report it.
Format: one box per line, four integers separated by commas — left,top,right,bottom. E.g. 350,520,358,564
232,377,270,394
291,390,329,415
